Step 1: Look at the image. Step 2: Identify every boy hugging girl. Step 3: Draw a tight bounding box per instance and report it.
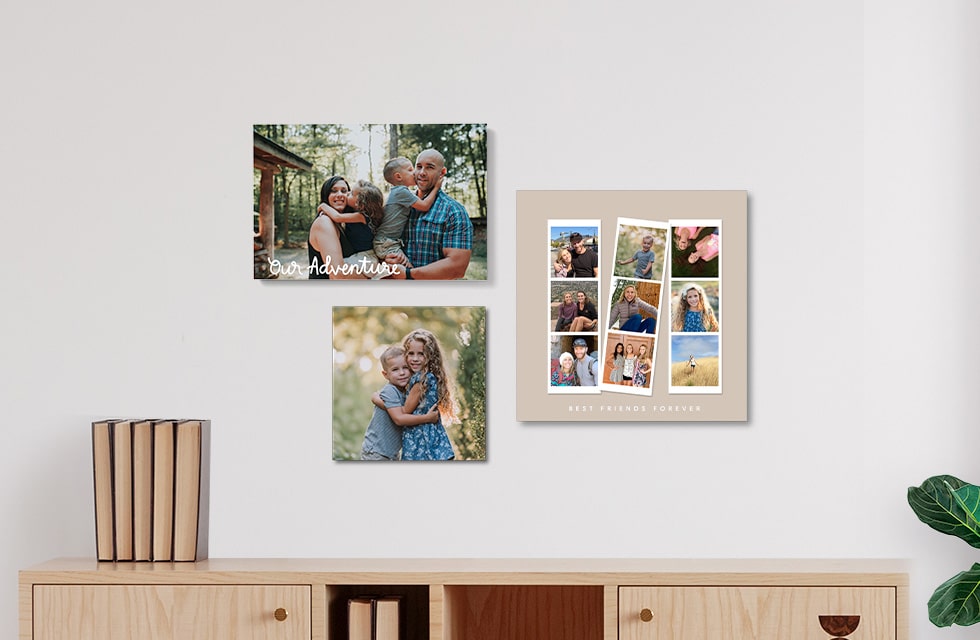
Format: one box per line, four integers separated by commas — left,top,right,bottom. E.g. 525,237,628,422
359,329,456,461
317,156,443,275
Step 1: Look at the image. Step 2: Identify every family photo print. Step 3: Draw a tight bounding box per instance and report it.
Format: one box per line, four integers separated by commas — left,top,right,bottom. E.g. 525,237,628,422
253,124,488,281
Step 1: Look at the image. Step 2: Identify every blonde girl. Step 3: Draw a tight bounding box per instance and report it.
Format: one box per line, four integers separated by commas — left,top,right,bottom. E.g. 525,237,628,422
399,329,456,460
553,247,573,278
671,283,719,332
633,344,652,388
555,290,576,331
673,226,702,251
621,342,637,385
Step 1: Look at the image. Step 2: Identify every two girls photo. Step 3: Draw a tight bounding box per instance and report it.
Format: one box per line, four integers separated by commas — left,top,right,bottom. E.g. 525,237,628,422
332,307,487,461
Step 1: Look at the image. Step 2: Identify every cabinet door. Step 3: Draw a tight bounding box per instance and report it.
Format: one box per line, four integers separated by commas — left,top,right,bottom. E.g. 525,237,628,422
619,586,895,640
33,585,310,640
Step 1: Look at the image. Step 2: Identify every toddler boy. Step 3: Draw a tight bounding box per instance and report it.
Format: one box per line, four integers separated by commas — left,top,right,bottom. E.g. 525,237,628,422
377,157,443,265
617,234,656,279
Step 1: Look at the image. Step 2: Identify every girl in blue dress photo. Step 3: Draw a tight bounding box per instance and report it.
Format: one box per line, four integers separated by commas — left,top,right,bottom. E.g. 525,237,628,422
399,329,457,460
670,282,719,333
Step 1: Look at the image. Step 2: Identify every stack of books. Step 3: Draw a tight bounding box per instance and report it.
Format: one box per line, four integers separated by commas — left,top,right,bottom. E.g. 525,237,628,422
92,418,210,562
348,596,400,640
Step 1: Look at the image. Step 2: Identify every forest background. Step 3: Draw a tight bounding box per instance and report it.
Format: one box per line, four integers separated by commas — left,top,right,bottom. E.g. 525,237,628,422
253,123,488,272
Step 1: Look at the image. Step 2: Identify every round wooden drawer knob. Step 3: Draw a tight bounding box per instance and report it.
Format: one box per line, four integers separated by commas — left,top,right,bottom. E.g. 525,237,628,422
274,607,288,622
640,608,654,622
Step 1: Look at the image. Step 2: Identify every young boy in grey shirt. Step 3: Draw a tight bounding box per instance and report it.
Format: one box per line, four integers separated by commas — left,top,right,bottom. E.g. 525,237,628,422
377,156,443,265
617,234,656,279
360,346,438,460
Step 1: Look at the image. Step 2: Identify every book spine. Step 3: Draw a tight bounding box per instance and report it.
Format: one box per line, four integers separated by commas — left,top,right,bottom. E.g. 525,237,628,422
91,421,114,561
151,420,175,562
173,419,210,561
132,420,153,561
112,420,133,561
195,420,210,561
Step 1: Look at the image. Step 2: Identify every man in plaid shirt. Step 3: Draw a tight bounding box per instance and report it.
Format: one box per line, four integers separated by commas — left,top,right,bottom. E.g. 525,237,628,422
388,149,473,280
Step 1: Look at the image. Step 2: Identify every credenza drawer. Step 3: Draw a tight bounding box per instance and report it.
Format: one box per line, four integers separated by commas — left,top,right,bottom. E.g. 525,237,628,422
33,585,311,640
619,586,896,640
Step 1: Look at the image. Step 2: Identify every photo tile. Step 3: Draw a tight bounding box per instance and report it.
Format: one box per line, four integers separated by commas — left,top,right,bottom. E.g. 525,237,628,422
668,333,721,394
668,280,720,333
601,331,656,396
548,333,602,393
669,222,720,280
549,220,600,280
254,124,488,281
332,306,487,461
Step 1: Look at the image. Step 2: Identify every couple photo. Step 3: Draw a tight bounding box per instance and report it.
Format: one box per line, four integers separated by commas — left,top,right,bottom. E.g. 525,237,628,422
253,124,488,281
332,307,487,461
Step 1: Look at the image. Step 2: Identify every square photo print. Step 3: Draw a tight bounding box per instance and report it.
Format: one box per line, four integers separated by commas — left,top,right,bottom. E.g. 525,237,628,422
516,191,746,422
332,306,487,461
253,124,488,281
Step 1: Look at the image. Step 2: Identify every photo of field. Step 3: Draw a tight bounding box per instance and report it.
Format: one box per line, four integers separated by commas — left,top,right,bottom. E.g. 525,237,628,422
670,334,720,390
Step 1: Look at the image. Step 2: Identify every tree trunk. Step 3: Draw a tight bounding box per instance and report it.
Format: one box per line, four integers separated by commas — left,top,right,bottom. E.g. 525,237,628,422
367,124,374,183
388,124,398,159
466,136,487,218
282,173,295,246
259,168,275,257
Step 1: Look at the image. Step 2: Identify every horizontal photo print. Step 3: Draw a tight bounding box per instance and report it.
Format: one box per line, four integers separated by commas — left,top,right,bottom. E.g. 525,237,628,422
254,124,487,281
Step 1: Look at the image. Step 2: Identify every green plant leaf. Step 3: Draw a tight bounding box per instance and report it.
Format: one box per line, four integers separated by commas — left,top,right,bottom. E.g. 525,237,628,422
908,476,980,549
928,563,980,627
952,484,980,532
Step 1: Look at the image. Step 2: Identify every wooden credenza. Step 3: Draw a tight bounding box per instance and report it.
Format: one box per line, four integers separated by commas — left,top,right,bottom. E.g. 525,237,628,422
19,558,908,640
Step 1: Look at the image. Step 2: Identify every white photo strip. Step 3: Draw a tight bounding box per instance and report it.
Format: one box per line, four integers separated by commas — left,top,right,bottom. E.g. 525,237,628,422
599,218,669,396
547,219,602,394
667,220,722,394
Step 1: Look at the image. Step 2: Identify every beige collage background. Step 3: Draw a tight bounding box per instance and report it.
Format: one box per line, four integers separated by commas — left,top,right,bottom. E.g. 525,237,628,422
517,190,747,422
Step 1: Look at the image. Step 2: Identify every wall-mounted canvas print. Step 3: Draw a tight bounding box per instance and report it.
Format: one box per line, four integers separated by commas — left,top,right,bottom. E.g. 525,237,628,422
253,124,488,281
517,191,746,422
333,306,486,461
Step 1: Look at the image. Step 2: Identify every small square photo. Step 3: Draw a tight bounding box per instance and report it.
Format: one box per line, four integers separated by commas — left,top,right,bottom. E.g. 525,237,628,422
332,307,487,461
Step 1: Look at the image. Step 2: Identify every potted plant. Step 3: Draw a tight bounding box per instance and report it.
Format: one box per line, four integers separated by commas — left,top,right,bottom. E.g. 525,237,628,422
908,475,980,627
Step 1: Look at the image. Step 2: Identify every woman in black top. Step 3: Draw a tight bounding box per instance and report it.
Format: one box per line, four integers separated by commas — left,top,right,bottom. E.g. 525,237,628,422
308,176,374,279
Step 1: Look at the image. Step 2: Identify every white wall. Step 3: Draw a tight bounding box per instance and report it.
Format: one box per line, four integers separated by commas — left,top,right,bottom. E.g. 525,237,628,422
1,1,975,637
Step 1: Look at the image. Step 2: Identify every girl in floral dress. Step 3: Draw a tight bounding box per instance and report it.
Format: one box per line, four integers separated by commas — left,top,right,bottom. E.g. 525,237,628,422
399,329,456,460
633,344,652,388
